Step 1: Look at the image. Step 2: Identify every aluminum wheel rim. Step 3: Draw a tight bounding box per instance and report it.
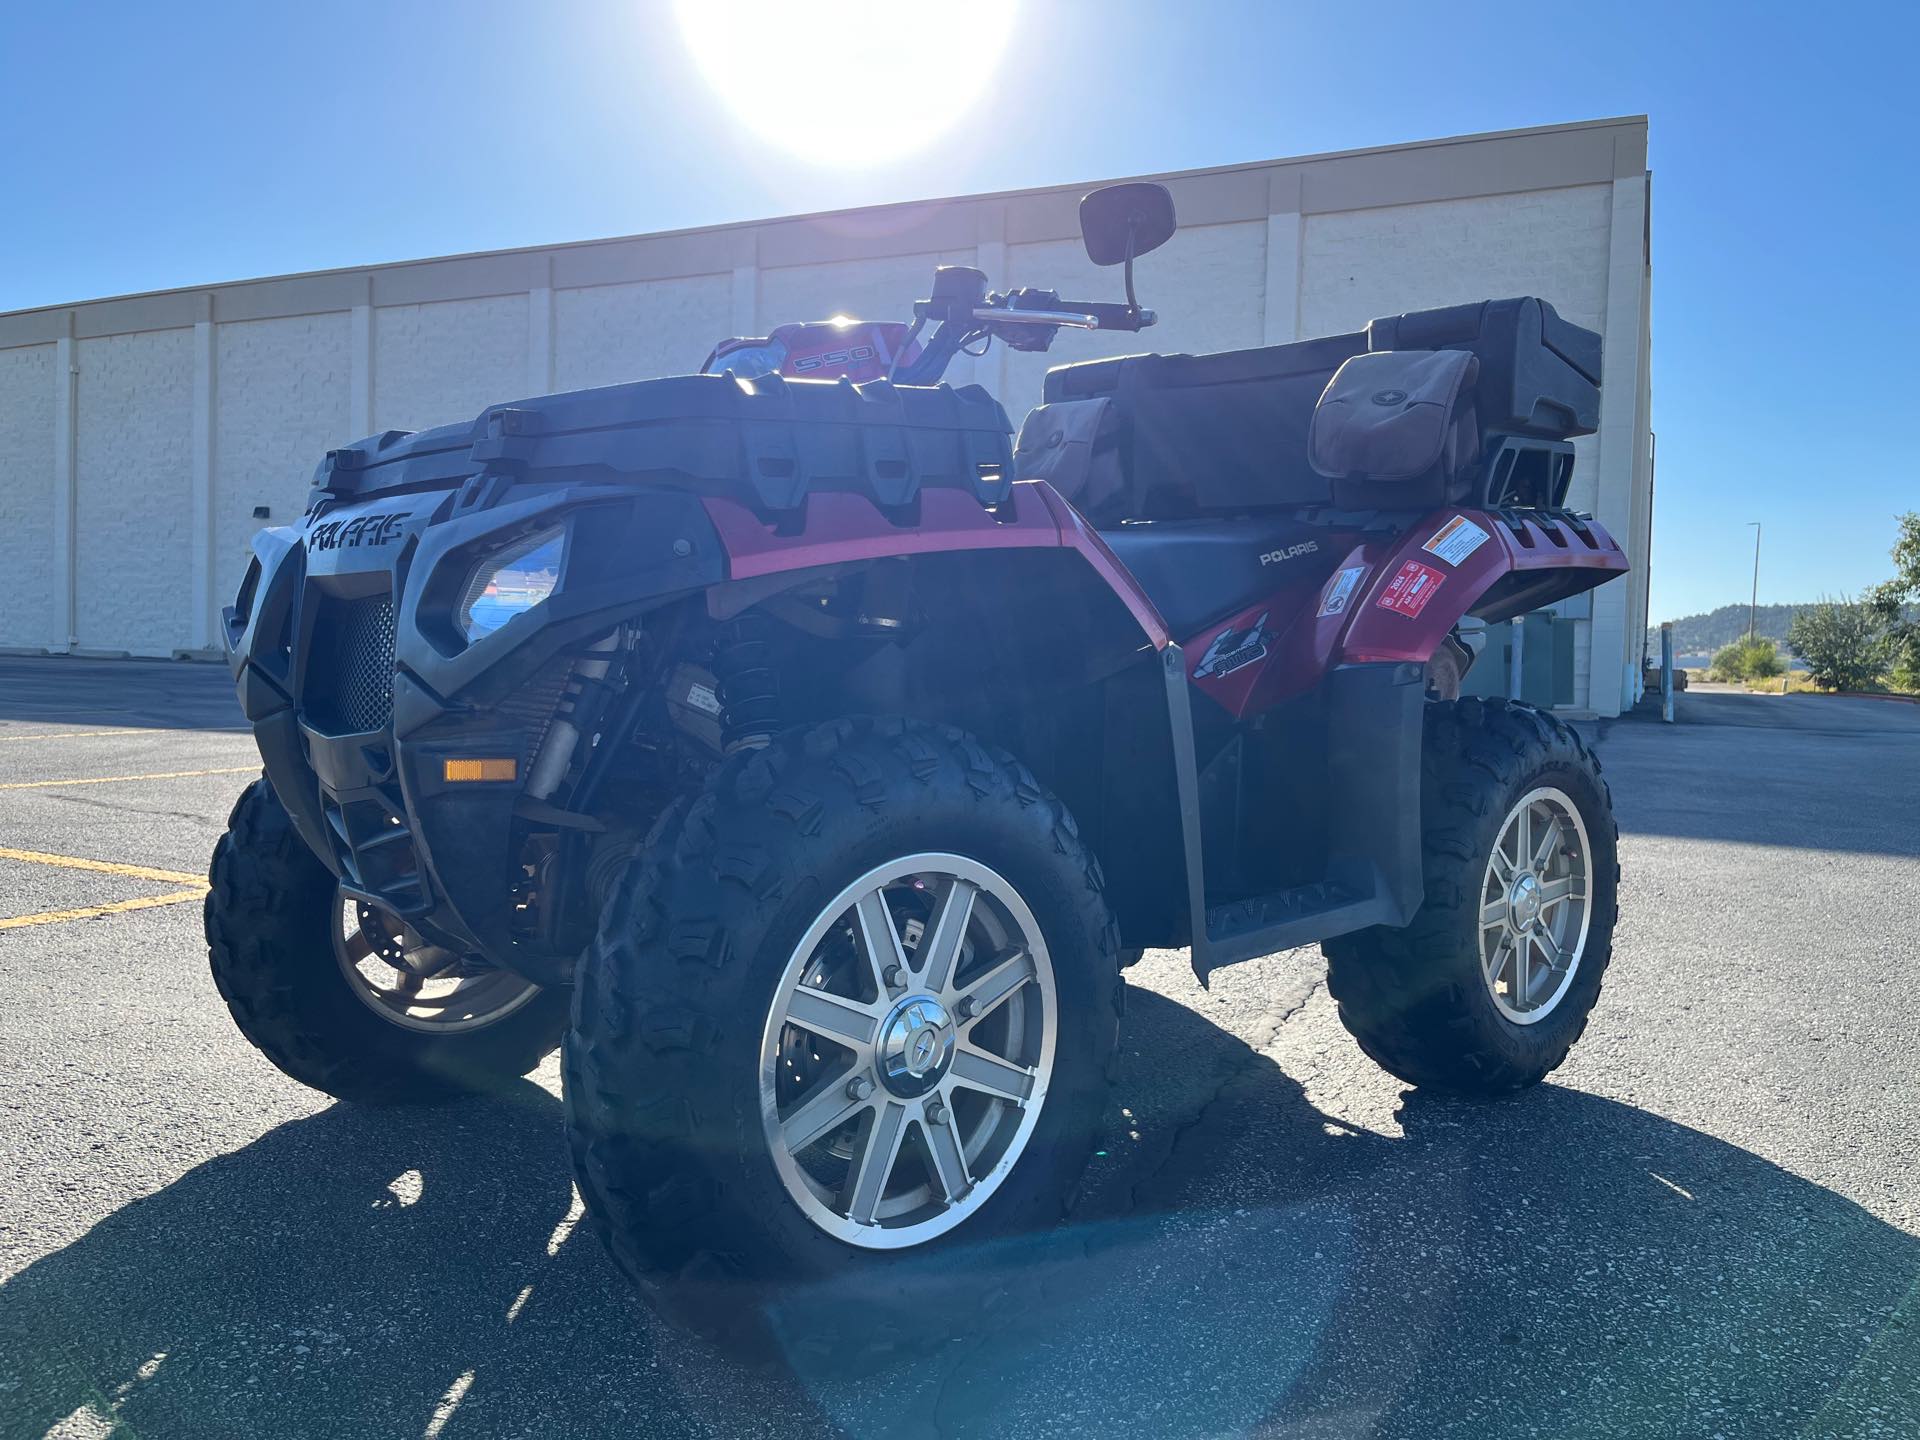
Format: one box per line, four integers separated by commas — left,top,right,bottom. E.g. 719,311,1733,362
1478,786,1593,1025
759,853,1057,1250
332,892,541,1034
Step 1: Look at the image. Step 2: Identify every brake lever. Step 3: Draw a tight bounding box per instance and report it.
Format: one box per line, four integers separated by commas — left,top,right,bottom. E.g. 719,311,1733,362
974,307,1099,329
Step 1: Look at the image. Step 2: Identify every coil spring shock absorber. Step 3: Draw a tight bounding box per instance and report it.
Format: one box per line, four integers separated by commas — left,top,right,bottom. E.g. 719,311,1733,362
714,614,779,751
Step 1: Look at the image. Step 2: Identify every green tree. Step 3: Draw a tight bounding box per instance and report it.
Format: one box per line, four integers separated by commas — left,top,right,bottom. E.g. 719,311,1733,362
1866,511,1920,686
1787,597,1889,691
1709,636,1783,683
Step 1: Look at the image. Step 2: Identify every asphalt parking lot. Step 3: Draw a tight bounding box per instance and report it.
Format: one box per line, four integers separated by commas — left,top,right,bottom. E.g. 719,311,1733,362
1,658,1915,1440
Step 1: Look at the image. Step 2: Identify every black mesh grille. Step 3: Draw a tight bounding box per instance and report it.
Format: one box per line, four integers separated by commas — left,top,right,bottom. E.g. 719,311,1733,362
305,594,397,734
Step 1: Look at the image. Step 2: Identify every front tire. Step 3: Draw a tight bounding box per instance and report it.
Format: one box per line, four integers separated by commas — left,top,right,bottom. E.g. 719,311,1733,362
205,779,568,1103
1323,699,1619,1096
564,718,1122,1353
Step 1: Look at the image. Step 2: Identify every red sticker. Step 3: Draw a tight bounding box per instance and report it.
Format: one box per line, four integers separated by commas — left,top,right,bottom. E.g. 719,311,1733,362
1376,560,1446,618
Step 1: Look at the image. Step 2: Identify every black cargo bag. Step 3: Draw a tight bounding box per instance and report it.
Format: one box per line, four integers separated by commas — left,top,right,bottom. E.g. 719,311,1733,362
1031,332,1365,523
1308,349,1480,510
1013,397,1126,519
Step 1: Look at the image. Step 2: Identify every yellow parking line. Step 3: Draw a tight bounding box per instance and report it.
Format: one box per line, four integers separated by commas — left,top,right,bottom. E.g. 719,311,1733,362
0,846,207,887
0,765,255,791
0,888,206,931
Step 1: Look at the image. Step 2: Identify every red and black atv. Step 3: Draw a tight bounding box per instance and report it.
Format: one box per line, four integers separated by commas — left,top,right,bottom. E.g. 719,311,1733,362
209,181,1625,1349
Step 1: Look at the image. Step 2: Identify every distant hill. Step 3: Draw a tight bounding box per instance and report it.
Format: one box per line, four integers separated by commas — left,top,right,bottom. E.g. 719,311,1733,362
1650,601,1916,657
1650,604,1805,656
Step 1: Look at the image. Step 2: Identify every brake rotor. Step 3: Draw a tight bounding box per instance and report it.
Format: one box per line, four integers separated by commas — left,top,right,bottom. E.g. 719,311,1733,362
354,902,459,980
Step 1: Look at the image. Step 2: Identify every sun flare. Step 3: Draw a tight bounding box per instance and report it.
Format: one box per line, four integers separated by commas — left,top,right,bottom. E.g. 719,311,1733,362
675,0,1018,165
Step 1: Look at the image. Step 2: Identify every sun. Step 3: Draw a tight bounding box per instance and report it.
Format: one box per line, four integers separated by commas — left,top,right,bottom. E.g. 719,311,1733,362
675,0,1019,166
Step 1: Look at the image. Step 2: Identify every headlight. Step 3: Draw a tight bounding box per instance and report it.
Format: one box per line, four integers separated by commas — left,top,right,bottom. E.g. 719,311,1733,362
457,526,565,640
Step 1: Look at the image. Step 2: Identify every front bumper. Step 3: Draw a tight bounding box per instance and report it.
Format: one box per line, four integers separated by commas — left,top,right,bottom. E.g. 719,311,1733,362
224,479,722,975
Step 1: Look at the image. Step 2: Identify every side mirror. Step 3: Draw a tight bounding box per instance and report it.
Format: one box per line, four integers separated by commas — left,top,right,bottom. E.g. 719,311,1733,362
1079,182,1176,267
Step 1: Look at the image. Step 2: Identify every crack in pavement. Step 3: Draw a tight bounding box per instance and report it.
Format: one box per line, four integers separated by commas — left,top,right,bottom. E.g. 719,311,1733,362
1114,971,1325,1220
45,791,226,828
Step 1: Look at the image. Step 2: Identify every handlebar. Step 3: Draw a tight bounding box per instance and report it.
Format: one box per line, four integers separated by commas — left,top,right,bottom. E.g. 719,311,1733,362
977,300,1156,332
890,271,1159,384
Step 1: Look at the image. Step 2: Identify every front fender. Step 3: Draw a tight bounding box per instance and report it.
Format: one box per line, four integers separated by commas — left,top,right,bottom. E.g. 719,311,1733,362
698,479,1171,648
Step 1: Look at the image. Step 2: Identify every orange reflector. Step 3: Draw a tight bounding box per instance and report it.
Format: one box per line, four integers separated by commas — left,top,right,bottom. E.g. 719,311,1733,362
443,758,517,783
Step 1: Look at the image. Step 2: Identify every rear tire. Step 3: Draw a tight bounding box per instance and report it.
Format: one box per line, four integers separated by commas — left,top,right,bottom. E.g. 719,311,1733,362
1323,699,1619,1096
204,779,568,1104
564,717,1122,1361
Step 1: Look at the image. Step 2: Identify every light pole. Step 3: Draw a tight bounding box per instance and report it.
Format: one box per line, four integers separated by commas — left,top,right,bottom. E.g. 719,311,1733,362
1747,522,1762,641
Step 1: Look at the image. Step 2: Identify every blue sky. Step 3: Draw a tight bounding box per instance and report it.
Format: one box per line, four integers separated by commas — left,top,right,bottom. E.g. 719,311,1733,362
2,0,1915,621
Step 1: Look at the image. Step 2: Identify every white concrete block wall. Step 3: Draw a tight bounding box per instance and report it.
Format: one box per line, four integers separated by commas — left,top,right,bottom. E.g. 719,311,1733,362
0,344,57,650
553,275,734,393
74,329,195,654
373,295,529,433
214,312,354,620
1587,173,1650,714
1298,186,1612,335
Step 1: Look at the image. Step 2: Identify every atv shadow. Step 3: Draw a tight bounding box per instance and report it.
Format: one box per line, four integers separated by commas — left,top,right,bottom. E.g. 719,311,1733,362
1,991,1913,1439
0,656,244,732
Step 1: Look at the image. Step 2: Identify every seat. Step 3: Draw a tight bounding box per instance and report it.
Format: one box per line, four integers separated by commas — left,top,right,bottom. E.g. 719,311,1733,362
1098,515,1339,639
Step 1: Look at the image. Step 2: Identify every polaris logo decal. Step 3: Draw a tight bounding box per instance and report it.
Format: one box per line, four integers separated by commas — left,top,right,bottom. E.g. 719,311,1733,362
309,511,410,552
1193,613,1271,680
1259,541,1319,566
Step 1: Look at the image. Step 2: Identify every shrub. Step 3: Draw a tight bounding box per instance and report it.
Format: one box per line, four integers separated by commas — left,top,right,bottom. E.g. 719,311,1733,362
1710,636,1783,683
1787,598,1889,692
1743,641,1784,681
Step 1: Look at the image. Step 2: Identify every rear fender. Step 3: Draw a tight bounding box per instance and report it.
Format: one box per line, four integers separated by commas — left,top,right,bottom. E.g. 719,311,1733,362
1183,509,1628,717
1336,509,1627,667
1168,509,1625,980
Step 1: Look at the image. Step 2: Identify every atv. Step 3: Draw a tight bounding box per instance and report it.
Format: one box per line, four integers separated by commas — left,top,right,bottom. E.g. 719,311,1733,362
208,181,1625,1347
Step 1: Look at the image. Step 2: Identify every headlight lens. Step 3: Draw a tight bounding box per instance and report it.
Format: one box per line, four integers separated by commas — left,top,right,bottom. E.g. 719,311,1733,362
457,526,565,640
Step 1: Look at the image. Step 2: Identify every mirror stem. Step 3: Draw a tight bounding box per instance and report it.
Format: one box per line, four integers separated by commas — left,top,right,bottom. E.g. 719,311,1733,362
1123,224,1139,314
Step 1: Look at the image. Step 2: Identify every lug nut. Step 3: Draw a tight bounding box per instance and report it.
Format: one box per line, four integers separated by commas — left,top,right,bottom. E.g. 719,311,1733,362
883,965,905,988
846,1076,874,1101
956,997,977,1020
925,1098,949,1127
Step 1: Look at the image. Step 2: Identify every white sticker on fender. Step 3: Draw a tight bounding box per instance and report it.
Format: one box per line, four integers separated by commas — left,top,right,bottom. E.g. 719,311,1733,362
1317,565,1367,618
1421,515,1492,567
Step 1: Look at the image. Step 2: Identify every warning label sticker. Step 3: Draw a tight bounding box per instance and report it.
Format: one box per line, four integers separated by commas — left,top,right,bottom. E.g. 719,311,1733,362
1376,560,1446,618
1421,515,1492,567
1317,565,1368,618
